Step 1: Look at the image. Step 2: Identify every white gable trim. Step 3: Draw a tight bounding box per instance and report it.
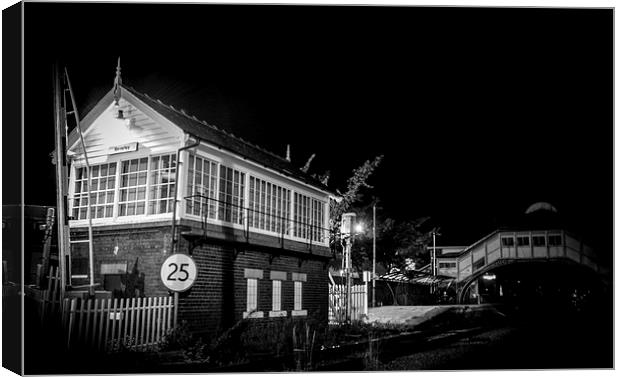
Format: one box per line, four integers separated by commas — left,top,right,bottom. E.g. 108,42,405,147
68,90,185,154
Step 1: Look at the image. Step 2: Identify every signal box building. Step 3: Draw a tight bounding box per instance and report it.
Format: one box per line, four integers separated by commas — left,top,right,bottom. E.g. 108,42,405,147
66,75,333,335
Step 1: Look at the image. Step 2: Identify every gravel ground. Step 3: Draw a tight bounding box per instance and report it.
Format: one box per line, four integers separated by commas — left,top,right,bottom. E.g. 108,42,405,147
380,327,516,370
379,319,612,371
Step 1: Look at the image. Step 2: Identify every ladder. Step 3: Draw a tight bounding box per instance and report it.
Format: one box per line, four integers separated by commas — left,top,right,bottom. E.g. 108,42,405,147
54,63,97,294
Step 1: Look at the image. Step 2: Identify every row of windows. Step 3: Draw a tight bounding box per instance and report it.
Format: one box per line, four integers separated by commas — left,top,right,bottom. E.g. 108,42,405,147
501,234,562,248
72,152,328,243
185,153,327,242
248,176,291,235
246,278,304,317
293,192,325,242
73,155,176,219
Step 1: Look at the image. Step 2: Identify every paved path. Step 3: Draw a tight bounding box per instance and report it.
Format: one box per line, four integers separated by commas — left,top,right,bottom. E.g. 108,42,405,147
366,305,454,326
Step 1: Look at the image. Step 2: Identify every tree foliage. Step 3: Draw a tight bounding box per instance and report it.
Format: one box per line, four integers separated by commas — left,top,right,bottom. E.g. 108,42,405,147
329,155,383,226
351,212,433,272
307,154,434,273
326,155,383,250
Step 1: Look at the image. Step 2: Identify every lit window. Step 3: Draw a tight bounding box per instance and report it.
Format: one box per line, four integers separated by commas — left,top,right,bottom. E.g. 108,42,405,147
72,163,117,219
292,273,306,316
548,234,562,246
186,154,218,219
294,281,302,311
532,235,546,247
247,278,258,313
148,154,177,214
272,280,281,311
293,193,326,242
501,236,515,247
218,165,245,224
118,157,148,216
249,176,291,235
517,236,530,246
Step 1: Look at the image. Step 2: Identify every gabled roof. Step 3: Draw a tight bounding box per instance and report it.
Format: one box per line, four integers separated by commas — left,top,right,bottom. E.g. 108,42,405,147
69,85,333,194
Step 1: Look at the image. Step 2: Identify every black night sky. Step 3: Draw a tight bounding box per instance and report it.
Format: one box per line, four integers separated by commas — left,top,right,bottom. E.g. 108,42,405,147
23,4,613,262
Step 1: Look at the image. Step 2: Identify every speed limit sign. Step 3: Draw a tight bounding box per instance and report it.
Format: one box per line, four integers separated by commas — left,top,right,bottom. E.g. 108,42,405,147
160,254,197,292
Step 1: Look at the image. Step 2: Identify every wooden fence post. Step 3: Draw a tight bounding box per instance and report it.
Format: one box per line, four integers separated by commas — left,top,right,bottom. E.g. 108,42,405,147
91,299,99,349
66,298,77,349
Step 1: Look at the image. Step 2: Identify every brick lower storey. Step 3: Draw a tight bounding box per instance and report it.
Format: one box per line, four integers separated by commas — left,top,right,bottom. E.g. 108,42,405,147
70,224,330,336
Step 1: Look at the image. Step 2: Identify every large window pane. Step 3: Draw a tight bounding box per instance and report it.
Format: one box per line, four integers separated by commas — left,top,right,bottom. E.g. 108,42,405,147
185,153,219,220
293,192,326,242
248,176,290,235
72,162,117,220
218,165,245,224
148,154,177,214
118,157,149,216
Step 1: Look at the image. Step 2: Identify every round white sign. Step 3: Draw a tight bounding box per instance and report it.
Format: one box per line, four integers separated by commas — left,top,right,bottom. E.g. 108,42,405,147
160,254,197,292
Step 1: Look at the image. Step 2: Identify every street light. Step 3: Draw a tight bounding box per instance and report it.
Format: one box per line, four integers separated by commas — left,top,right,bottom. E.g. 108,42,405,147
354,223,364,234
340,212,362,323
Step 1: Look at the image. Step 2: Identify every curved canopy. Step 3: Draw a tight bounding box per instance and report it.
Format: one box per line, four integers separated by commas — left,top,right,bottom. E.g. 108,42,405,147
525,201,558,214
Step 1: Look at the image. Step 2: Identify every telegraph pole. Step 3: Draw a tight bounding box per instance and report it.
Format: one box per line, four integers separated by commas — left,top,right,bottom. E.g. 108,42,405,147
53,63,70,294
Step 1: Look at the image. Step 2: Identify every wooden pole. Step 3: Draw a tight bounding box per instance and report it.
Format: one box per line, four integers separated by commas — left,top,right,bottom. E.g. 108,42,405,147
53,63,69,294
65,68,95,296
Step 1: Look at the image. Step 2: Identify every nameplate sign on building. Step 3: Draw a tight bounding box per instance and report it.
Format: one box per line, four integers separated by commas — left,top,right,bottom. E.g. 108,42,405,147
109,142,138,155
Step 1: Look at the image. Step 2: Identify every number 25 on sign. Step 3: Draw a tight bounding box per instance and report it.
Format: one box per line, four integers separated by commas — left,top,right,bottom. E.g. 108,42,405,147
160,254,197,292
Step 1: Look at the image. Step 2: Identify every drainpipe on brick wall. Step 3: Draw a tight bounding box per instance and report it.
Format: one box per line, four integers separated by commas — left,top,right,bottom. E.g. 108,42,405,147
170,137,200,329
170,137,201,255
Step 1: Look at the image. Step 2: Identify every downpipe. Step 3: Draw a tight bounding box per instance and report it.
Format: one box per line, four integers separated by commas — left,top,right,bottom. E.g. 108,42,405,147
170,137,201,255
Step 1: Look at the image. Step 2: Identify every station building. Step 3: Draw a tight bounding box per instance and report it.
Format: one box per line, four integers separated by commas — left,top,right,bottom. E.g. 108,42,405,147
66,72,334,335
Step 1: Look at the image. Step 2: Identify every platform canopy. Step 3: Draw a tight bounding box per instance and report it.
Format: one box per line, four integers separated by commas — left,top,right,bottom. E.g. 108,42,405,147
377,270,455,286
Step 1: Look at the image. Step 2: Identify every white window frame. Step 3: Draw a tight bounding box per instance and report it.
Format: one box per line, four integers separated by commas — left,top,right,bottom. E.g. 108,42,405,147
69,151,179,227
532,234,546,247
292,191,327,244
548,233,562,246
182,149,330,247
185,153,218,220
117,156,150,217
292,273,307,316
217,164,246,225
516,235,530,247
249,176,291,237
500,236,515,247
71,162,118,220
243,268,264,319
269,270,287,318
147,153,177,215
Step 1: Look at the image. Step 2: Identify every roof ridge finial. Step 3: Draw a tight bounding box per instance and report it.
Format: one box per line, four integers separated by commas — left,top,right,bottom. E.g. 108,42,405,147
113,56,122,106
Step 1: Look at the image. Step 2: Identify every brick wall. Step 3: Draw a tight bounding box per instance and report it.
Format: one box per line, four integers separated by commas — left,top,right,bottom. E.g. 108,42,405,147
178,244,328,337
71,226,173,297
71,224,330,337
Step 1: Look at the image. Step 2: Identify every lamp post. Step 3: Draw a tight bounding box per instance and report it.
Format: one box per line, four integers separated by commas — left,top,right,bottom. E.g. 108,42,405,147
372,203,376,308
341,212,364,323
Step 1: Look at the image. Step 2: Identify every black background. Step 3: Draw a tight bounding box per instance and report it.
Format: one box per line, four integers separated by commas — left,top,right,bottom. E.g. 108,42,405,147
23,4,613,261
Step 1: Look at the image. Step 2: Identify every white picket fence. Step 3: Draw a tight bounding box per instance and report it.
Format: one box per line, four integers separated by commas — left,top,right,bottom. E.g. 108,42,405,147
62,296,174,351
328,284,368,324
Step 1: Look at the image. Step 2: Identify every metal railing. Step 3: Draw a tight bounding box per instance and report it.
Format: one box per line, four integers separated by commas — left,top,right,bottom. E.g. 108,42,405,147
183,194,333,249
